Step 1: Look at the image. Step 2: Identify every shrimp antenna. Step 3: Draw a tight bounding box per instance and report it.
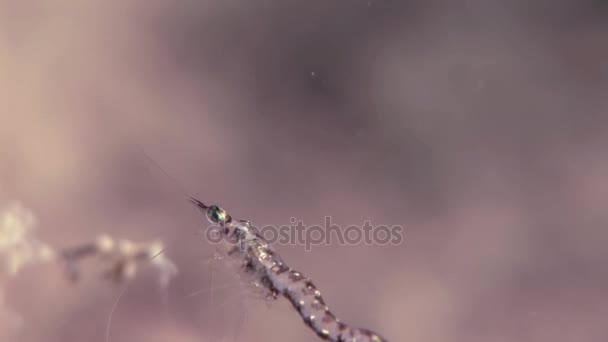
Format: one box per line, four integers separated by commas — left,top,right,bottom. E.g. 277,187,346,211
137,148,208,210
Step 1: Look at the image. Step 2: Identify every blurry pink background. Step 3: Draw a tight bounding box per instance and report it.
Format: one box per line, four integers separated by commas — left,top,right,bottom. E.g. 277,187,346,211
1,1,608,341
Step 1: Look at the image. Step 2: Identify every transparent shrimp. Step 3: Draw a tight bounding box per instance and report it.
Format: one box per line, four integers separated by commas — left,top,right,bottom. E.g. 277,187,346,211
136,150,388,341
190,198,388,342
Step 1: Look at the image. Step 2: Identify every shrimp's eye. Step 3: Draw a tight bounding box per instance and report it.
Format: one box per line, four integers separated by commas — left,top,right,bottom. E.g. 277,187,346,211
207,205,228,223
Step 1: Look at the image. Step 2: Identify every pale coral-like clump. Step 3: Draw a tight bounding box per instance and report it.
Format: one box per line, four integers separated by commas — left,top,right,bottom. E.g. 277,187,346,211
0,201,177,286
0,202,55,277
82,234,178,289
0,202,52,338
0,201,178,338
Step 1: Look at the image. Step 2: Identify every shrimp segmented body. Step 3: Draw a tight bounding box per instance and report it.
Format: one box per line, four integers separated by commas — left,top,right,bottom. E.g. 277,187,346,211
190,197,388,342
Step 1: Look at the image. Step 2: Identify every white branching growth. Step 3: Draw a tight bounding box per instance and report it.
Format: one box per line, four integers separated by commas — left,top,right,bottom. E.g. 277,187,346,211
0,202,55,276
0,202,49,337
62,234,178,289
0,201,178,336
